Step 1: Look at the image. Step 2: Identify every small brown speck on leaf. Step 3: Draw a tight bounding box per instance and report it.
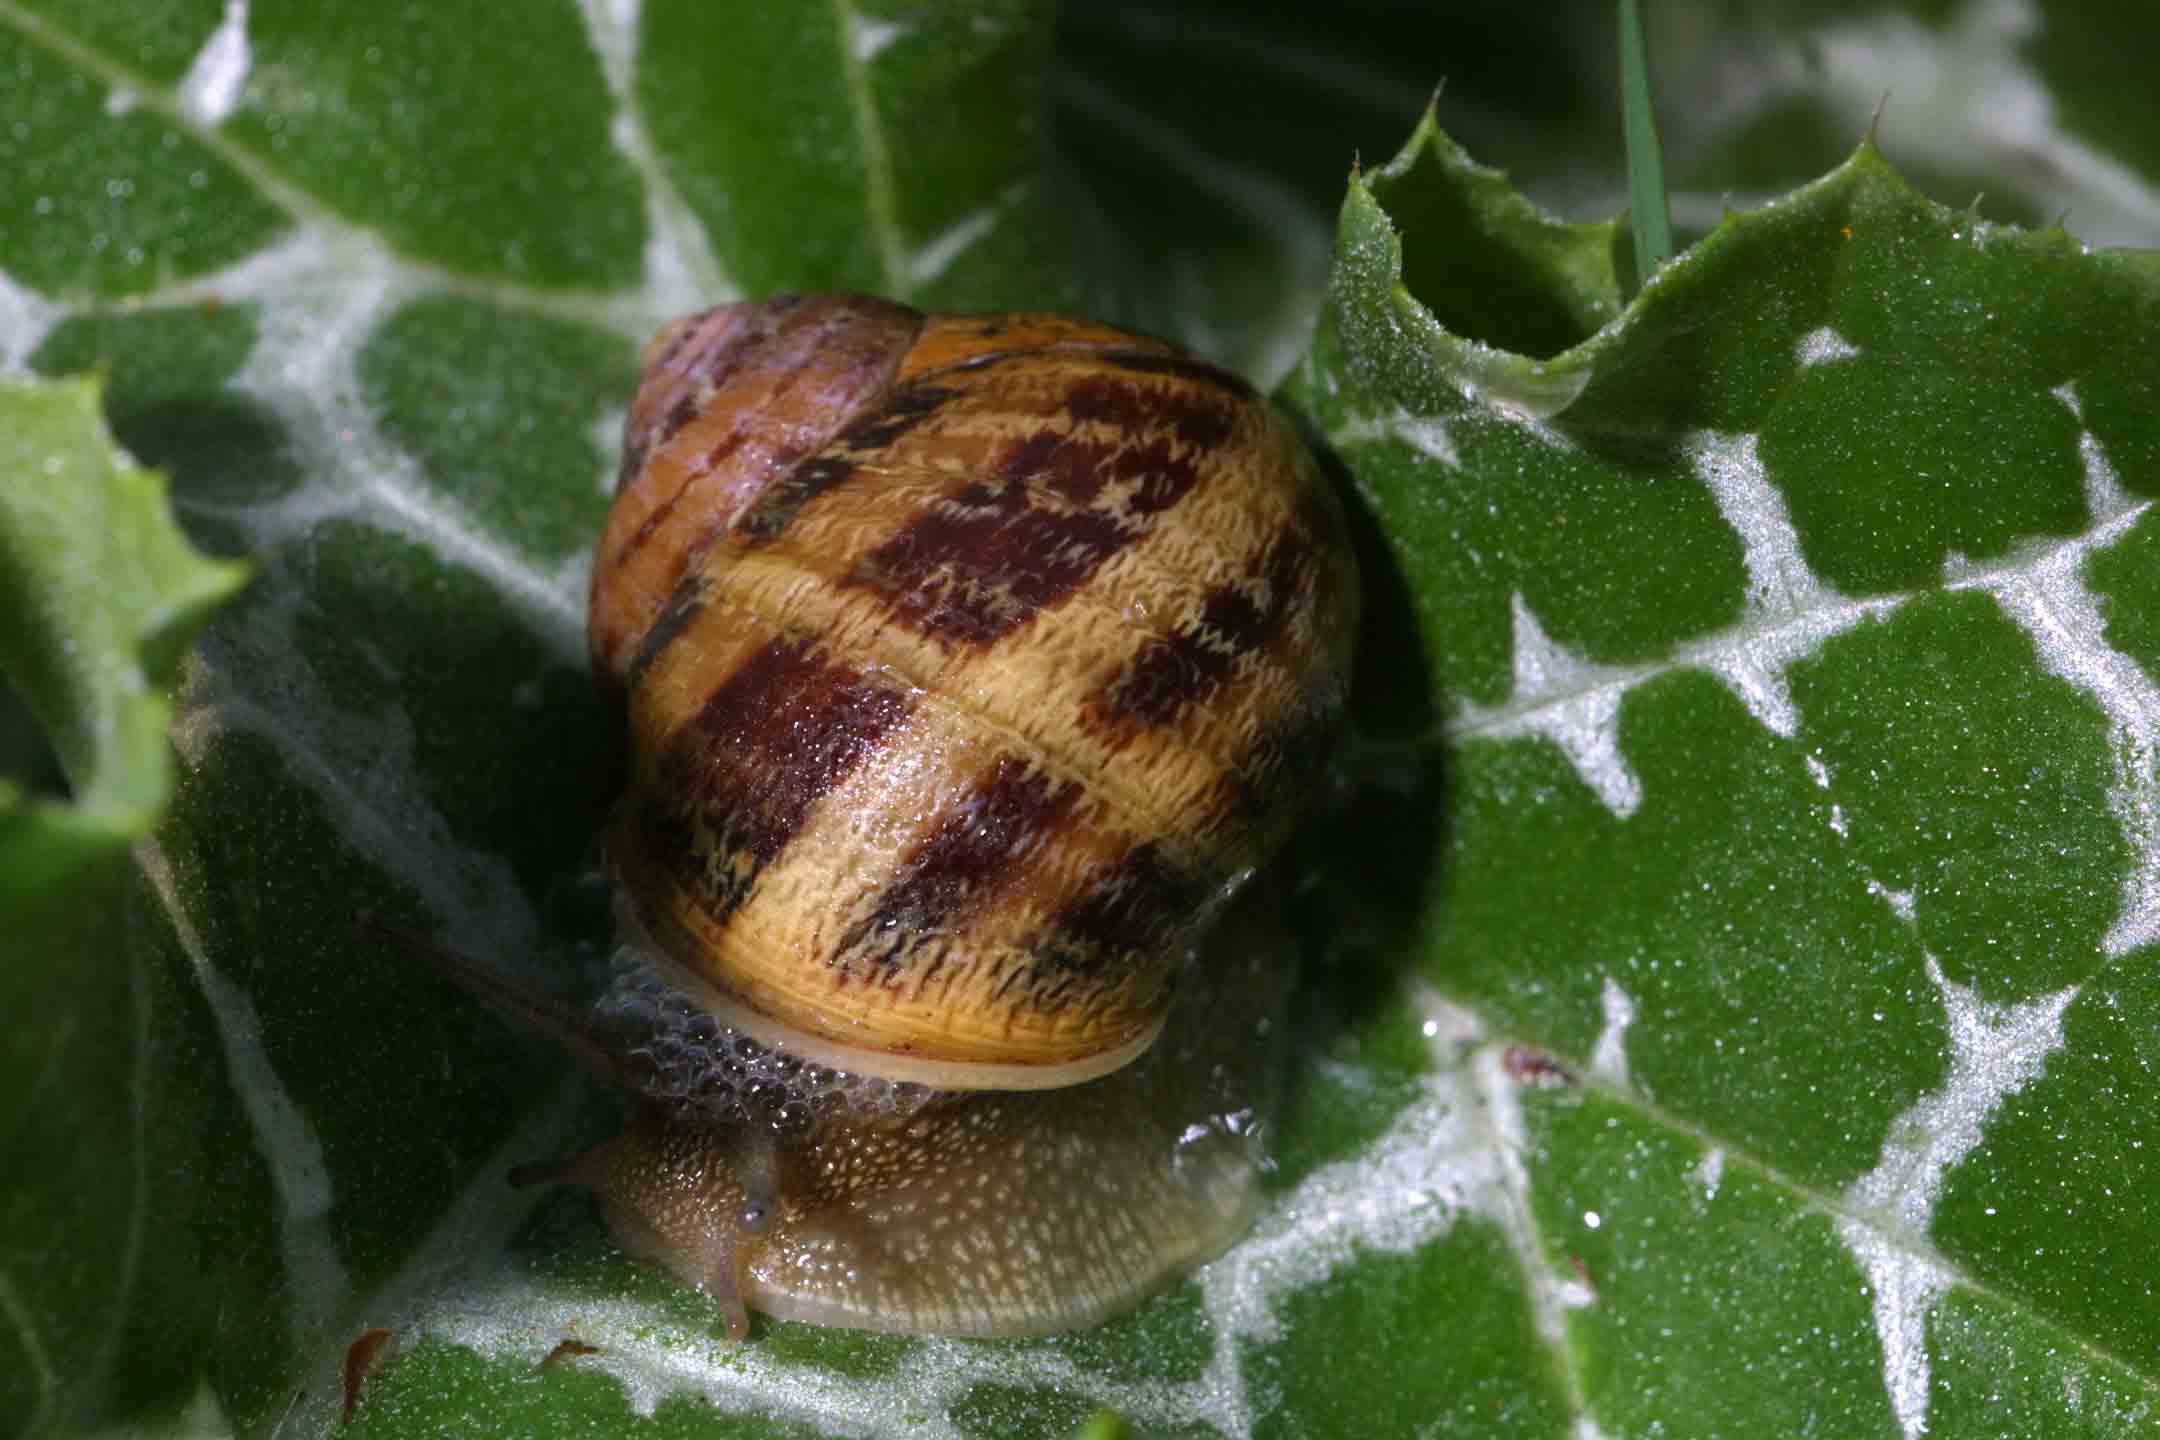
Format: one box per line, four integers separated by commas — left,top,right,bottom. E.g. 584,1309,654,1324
541,1338,602,1369
342,1327,395,1423
1502,1045,1575,1089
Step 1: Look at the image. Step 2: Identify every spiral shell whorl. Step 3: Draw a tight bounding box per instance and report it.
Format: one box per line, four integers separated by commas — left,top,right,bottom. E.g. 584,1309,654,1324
593,294,925,687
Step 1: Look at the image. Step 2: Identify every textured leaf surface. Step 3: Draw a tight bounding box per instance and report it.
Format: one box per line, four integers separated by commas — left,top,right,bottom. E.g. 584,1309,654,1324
1640,0,2160,250
0,374,248,1435
4,2,2159,1438
1282,105,2160,1440
0,375,248,837
1048,0,2160,387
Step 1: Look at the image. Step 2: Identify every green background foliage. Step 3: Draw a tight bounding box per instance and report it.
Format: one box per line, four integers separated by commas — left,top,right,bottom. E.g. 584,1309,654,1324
4,1,2159,1436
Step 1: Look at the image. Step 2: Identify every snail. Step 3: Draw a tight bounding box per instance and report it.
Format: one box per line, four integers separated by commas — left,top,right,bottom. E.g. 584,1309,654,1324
400,292,1359,1338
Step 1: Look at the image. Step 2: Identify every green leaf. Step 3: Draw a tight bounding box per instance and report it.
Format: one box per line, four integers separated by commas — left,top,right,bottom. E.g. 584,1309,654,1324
637,0,1066,309
1635,1,2160,250
7,3,2160,1437
0,372,248,1436
0,372,247,864
1047,1,1639,384
1285,108,2160,1439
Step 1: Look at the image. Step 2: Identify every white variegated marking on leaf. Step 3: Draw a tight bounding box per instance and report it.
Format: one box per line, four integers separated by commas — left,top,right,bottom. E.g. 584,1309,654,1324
1946,425,2157,954
202,231,586,656
0,269,65,370
1059,73,1326,388
104,87,136,115
1183,988,1551,1436
574,0,736,325
0,0,316,253
154,263,566,1002
1850,1240,1957,1440
1322,410,1382,447
416,1061,1492,1438
1395,414,1459,468
1796,327,1861,366
1868,880,1919,923
901,181,1028,290
2077,431,2138,524
1332,408,1459,469
849,13,906,63
422,1281,957,1438
1590,977,1636,1086
1806,754,1832,788
399,987,1610,1439
364,480,587,647
1951,450,2160,956
274,1076,597,1439
1459,593,1643,816
550,551,596,627
1838,953,2078,1440
1459,1027,1597,1393
183,1382,246,1437
1693,590,1900,740
1809,0,2160,246
1690,431,1838,623
1445,517,1896,776
174,599,542,969
137,838,351,1357
2051,381,2083,422
1441,1000,1597,1354
0,1274,57,1425
1695,1147,1725,1203
178,0,251,126
1198,1111,1474,1426
588,402,629,495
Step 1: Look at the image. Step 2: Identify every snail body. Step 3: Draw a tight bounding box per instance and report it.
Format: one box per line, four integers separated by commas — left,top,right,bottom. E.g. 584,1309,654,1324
537,891,1296,1336
462,293,1356,1336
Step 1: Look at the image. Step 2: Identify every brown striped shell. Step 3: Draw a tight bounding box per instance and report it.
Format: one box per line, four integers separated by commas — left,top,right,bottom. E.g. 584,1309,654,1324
391,294,1367,1340
592,293,1359,1091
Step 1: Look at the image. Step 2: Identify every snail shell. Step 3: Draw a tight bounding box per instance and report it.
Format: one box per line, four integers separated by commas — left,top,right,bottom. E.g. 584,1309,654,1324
443,293,1357,1337
592,293,1358,1090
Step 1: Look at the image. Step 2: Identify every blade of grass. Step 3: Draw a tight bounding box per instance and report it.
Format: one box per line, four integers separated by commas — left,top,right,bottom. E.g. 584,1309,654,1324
1618,0,1674,286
